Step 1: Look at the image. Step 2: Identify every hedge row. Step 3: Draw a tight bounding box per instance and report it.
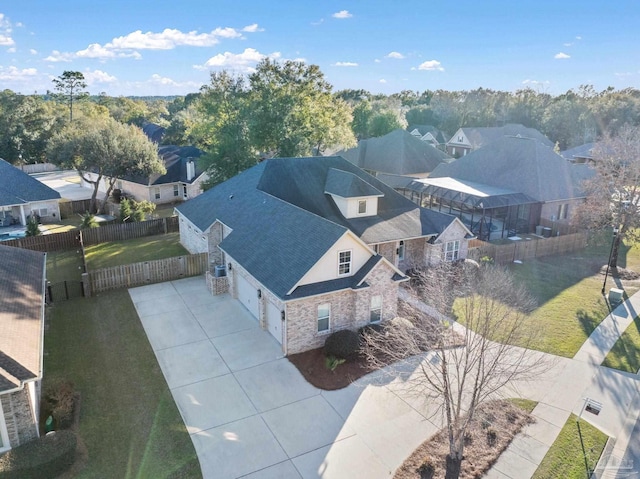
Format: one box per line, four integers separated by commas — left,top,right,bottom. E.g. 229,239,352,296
0,430,77,479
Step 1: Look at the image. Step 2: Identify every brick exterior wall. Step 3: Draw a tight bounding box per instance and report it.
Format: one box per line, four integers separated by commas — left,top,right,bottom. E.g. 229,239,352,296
1,385,38,448
285,261,400,355
398,238,426,272
178,215,208,254
206,271,229,295
377,242,396,266
208,222,224,267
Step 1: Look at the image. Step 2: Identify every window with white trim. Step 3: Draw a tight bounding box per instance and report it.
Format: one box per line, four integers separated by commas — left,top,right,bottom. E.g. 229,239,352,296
445,240,460,261
38,208,48,217
317,303,330,332
358,199,367,214
398,240,405,261
370,295,382,323
154,187,160,200
338,250,352,275
173,184,179,197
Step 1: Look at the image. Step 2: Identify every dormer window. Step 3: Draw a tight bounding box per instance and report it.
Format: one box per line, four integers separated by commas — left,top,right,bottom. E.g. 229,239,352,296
338,250,352,275
358,200,367,214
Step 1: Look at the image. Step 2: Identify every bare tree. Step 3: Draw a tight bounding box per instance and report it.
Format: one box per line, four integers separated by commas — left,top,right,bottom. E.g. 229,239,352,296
574,124,640,268
362,263,548,479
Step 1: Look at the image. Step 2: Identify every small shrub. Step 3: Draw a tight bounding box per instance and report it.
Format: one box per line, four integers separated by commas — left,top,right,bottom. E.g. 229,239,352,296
43,379,75,430
481,418,491,429
506,411,518,423
324,329,360,360
0,429,77,479
25,217,40,237
324,355,346,371
417,456,435,479
464,432,473,446
486,427,498,447
480,255,494,265
79,212,98,229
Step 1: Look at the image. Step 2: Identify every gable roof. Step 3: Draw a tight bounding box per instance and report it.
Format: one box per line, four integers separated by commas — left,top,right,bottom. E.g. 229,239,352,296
176,156,458,299
337,129,451,176
448,124,553,149
325,168,383,198
560,143,595,162
0,245,46,392
407,124,448,144
0,159,61,207
430,136,594,202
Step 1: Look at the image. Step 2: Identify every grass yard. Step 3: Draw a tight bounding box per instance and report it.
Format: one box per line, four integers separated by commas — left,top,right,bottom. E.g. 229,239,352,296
44,291,201,478
85,232,187,270
46,249,85,283
532,415,608,479
602,315,640,372
457,234,640,358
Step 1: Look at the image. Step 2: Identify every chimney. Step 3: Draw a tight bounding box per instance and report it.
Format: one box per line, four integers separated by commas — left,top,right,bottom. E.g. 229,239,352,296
186,160,195,181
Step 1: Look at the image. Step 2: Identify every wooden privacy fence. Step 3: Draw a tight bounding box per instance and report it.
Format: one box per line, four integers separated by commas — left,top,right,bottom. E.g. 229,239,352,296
1,216,179,252
80,216,178,245
467,232,588,265
87,253,208,294
59,199,103,218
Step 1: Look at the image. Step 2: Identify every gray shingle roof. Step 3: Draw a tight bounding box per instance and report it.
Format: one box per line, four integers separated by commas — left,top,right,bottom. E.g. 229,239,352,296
0,159,61,207
125,145,205,186
560,143,595,162
450,124,553,148
337,129,451,175
324,168,383,198
0,245,46,393
430,136,595,202
176,156,457,299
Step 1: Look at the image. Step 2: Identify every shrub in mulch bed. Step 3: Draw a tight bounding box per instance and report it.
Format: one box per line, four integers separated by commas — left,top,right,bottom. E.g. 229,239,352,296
394,399,535,479
0,430,77,479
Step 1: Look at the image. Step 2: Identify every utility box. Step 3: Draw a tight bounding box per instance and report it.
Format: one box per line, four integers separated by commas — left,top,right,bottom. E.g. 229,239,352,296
609,288,624,304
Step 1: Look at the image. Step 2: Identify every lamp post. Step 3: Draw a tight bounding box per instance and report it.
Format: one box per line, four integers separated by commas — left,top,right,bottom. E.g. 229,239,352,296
601,227,618,296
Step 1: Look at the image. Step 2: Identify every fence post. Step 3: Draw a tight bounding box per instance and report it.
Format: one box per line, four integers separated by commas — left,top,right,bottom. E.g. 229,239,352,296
81,273,91,297
163,217,168,235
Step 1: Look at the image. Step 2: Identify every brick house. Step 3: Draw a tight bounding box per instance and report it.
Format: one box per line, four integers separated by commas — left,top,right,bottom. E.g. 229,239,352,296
0,245,47,452
0,159,61,227
176,156,472,355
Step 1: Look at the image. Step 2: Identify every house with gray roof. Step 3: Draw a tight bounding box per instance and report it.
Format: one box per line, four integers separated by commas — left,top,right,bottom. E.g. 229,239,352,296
0,159,61,228
560,143,595,164
336,129,452,189
445,124,553,158
408,124,448,148
404,136,594,240
80,145,208,205
176,156,471,354
0,245,47,452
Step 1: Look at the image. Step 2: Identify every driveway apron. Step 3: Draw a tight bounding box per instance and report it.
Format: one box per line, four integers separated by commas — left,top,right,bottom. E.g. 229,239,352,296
130,277,447,479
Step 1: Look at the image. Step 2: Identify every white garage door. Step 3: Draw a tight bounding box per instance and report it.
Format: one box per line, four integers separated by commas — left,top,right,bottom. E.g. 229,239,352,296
265,301,282,344
236,274,260,320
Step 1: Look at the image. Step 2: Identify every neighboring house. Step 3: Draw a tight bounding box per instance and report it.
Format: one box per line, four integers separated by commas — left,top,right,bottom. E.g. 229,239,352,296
404,136,594,241
560,143,595,164
407,124,448,149
445,124,554,158
0,245,47,452
336,129,452,189
81,145,207,205
0,159,61,227
176,156,471,354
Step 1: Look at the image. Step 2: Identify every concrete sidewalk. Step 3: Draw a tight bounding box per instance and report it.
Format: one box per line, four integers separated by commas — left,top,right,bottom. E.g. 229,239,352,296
402,286,640,478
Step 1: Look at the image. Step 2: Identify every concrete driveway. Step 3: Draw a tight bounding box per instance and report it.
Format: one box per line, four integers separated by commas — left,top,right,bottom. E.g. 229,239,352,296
129,277,441,479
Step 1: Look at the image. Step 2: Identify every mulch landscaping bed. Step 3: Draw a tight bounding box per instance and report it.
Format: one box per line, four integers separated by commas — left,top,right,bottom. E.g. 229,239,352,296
288,347,376,390
393,399,534,479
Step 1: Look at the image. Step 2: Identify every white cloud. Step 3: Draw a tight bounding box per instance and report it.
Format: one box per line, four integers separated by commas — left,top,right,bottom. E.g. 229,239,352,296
242,24,264,33
374,59,381,63
563,42,573,47
0,66,37,81
29,48,37,55
332,10,352,19
522,79,550,86
554,52,570,59
196,47,280,73
576,36,582,40
7,47,15,53
418,60,444,71
45,25,257,62
386,51,404,59
83,69,117,84
379,79,387,83
334,61,358,67
0,14,14,46
311,18,324,26
44,50,73,62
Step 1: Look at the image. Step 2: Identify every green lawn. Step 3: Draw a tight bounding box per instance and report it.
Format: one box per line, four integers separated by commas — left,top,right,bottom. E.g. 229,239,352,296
532,415,608,479
44,291,201,478
457,235,640,358
508,398,538,414
46,249,85,283
602,315,640,372
85,232,187,270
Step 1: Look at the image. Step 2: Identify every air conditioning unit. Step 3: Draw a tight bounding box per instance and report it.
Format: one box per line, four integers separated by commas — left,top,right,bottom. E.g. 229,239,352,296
214,265,227,278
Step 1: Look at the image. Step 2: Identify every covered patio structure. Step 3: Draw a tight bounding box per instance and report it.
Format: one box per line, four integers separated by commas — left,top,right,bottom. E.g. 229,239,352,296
401,177,541,241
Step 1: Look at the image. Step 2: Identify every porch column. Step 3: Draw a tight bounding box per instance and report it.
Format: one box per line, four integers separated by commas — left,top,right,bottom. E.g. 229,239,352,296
19,205,26,225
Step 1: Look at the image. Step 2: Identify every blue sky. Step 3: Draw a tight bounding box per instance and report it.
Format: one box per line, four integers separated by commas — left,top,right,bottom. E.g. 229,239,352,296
0,1,638,97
